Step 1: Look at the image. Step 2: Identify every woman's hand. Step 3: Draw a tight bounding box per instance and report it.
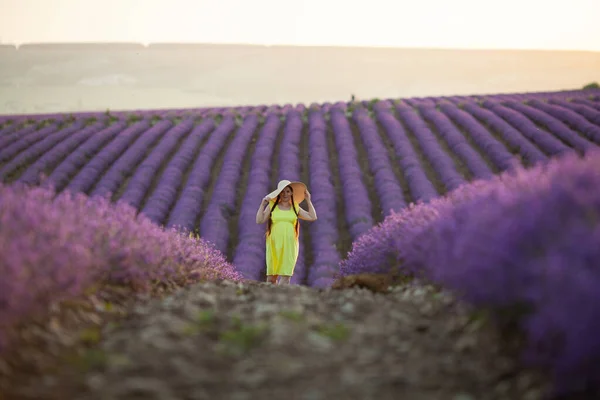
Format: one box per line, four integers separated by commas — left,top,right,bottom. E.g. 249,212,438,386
262,196,272,204
304,188,311,202
299,188,317,221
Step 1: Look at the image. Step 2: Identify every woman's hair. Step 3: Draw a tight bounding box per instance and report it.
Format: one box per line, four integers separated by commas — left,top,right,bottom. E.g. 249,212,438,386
266,185,299,238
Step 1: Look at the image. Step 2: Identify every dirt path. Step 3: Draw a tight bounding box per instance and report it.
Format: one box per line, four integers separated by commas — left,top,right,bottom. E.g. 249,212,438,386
9,280,548,400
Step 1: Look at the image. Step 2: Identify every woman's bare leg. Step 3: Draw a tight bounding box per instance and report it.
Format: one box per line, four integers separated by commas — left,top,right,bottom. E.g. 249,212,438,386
278,276,291,285
266,275,277,284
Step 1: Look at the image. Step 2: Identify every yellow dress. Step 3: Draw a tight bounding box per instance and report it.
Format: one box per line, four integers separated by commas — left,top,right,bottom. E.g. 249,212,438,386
266,201,300,276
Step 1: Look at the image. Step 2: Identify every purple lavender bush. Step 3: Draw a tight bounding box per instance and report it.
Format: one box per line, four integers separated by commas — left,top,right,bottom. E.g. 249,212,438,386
481,100,572,156
305,109,340,287
0,120,89,180
0,123,60,164
200,114,259,253
408,151,600,396
503,100,595,154
276,110,307,284
0,122,41,151
338,149,600,396
0,182,242,354
233,114,281,280
526,99,600,145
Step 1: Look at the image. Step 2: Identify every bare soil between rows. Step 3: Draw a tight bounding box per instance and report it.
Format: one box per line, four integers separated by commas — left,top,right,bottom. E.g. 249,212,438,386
1,276,553,400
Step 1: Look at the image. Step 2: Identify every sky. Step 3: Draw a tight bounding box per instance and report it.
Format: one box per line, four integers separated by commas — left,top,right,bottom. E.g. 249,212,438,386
1,0,599,51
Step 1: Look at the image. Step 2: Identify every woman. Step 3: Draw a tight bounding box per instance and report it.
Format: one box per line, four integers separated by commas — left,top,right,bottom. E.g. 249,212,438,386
255,180,317,284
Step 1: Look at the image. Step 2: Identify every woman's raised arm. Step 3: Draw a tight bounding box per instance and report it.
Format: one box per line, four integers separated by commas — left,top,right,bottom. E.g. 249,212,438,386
256,197,271,224
298,190,317,221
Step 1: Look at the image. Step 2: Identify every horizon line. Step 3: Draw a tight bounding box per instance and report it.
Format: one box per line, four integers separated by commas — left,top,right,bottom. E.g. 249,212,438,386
1,41,599,53
1,86,598,119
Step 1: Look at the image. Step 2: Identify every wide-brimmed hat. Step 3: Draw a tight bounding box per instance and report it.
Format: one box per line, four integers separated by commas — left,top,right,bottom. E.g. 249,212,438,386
267,180,307,204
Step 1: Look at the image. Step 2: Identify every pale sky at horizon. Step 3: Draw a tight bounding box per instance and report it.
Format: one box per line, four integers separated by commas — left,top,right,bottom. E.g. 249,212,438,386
1,0,599,51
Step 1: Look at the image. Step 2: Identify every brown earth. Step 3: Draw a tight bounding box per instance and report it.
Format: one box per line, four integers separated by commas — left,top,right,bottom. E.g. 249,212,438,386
1,276,551,400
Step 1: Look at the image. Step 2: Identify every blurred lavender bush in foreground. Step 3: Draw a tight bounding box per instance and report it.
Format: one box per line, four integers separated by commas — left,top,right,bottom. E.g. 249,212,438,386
339,149,600,395
0,183,242,353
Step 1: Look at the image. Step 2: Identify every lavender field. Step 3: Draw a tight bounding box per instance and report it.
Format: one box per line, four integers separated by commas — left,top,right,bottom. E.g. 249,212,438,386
1,88,600,288
2,86,600,398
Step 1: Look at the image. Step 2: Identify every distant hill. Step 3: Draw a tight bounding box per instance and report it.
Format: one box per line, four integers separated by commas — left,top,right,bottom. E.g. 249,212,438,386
7,42,599,53
1,44,598,114
17,42,146,51
147,42,266,50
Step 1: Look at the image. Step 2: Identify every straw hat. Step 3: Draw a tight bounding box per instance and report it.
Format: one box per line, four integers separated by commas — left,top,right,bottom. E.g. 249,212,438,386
267,180,307,204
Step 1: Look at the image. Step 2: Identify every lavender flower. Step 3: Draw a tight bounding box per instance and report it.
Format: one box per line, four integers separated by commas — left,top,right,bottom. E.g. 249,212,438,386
117,120,195,209
526,99,600,145
233,114,281,280
372,102,438,203
481,100,573,156
305,109,340,287
40,121,128,192
0,120,91,180
338,148,600,396
0,122,38,150
503,101,595,154
329,108,374,239
65,120,151,194
460,101,547,166
548,99,600,127
573,98,600,111
351,107,407,214
417,104,494,180
395,104,467,191
90,120,174,199
0,182,241,354
16,121,112,185
200,114,259,253
438,102,516,171
166,117,236,231
139,119,216,225
411,150,600,395
0,123,60,163
276,110,307,284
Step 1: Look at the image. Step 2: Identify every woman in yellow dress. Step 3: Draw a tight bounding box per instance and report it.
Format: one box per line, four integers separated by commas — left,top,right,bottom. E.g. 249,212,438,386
255,180,317,284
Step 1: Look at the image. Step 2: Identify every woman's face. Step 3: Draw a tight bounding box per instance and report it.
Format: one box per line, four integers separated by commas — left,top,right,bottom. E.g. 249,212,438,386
280,186,293,203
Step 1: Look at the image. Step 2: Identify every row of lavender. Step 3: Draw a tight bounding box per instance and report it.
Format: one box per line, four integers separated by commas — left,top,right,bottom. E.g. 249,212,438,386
337,147,600,398
1,87,597,123
1,93,600,286
2,95,598,156
1,96,600,195
3,95,599,187
2,95,599,197
0,181,243,354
